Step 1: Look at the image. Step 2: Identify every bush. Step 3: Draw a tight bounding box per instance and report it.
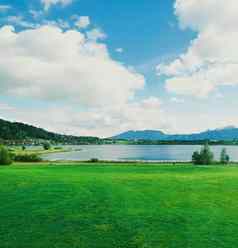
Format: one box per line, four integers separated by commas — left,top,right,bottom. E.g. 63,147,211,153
192,151,201,165
220,148,230,164
54,147,62,150
14,154,42,162
0,145,13,165
192,143,214,165
43,142,51,150
90,158,99,163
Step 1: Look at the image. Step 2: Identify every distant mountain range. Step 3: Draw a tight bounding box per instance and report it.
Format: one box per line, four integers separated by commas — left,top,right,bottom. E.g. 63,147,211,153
1,117,238,144
112,126,238,141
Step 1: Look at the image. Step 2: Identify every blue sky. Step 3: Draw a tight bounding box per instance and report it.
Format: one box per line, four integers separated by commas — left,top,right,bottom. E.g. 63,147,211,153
0,0,237,137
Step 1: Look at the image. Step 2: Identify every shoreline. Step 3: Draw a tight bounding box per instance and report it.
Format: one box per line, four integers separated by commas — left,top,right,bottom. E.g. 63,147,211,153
10,160,238,167
11,147,78,156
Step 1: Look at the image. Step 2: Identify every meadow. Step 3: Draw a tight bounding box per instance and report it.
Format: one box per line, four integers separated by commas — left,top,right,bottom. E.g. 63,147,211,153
10,146,71,156
1,163,238,248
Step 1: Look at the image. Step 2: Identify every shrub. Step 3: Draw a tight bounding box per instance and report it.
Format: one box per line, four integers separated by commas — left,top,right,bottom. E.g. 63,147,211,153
0,145,13,165
43,142,51,150
14,154,42,162
90,158,99,163
192,151,201,165
220,148,230,164
192,143,214,165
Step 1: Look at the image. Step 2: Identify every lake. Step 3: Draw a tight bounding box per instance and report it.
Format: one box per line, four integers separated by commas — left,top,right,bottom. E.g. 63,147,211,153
42,145,238,162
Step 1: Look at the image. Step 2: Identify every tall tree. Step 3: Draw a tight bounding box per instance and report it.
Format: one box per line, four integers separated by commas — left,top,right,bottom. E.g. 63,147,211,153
220,148,230,164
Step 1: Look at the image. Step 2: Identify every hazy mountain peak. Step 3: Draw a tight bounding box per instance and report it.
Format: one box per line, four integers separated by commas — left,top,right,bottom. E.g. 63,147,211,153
112,126,238,141
216,126,237,130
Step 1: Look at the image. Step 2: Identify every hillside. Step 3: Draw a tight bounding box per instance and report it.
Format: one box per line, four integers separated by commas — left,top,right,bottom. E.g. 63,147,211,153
0,119,100,144
112,126,238,141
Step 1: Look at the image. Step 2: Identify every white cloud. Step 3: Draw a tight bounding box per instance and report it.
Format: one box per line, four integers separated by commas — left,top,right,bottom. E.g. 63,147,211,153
86,28,107,41
170,97,184,103
157,0,238,97
0,5,11,12
29,10,44,19
0,103,14,111
0,25,144,108
7,15,70,30
41,0,73,11
73,16,90,29
0,97,167,137
43,19,70,29
116,48,124,53
6,16,39,28
175,0,238,32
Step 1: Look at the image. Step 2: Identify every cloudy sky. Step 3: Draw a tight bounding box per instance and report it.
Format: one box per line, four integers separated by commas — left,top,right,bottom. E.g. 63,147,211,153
0,0,238,137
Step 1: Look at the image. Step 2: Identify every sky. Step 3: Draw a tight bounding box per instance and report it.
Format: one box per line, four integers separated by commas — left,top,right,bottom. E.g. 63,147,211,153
0,0,238,137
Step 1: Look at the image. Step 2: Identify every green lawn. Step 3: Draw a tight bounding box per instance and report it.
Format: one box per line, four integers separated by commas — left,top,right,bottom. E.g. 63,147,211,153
1,163,238,248
11,147,71,156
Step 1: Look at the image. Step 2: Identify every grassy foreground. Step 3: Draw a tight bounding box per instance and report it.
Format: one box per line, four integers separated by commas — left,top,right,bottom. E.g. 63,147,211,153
1,163,238,248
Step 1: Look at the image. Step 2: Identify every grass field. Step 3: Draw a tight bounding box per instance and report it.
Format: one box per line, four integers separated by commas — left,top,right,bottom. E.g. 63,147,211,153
1,163,238,248
11,146,72,156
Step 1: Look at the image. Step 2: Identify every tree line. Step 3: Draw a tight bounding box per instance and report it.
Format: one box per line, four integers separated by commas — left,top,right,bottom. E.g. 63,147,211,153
192,143,230,165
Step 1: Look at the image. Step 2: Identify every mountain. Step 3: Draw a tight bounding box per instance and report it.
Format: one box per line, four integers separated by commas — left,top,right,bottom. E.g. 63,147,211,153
112,126,238,141
112,130,166,140
0,118,100,144
2,117,238,144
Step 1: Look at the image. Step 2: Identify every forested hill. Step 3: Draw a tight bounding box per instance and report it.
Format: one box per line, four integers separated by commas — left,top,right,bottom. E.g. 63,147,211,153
0,119,100,144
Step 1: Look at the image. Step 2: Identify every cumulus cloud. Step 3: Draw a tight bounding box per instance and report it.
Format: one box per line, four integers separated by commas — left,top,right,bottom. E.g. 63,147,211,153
67,97,166,137
0,25,144,107
86,28,107,41
41,0,73,11
157,0,238,97
6,15,39,28
73,16,90,29
43,19,70,29
7,14,71,30
0,97,166,137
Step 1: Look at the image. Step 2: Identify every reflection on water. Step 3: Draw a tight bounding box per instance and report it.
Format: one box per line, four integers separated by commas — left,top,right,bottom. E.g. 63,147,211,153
42,145,238,162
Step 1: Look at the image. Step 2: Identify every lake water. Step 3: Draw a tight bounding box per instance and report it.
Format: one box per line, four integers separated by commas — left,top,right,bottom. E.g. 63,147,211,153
42,145,238,162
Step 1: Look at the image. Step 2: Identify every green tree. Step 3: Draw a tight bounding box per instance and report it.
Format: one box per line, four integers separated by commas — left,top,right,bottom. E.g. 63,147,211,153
43,142,51,150
220,148,230,164
199,143,214,165
192,151,201,165
192,143,214,165
0,145,12,165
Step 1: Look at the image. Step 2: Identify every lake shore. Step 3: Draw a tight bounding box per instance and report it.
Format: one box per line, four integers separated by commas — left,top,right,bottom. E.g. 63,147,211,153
40,144,238,162
9,161,238,167
11,147,80,156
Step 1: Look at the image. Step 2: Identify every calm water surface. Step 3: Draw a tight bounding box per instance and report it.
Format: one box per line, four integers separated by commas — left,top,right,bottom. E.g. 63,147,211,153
42,145,238,162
